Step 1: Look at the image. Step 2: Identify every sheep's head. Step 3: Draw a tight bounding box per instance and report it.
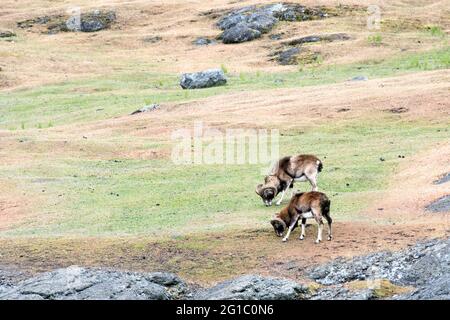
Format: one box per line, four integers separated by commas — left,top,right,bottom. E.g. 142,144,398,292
255,176,279,206
270,216,286,237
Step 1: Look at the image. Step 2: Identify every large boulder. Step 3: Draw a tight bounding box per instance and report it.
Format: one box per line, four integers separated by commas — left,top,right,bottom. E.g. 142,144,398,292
0,266,187,300
78,10,116,32
194,274,309,300
180,69,227,89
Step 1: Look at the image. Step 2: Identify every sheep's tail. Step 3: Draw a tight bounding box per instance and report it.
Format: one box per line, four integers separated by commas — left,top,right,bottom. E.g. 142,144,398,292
317,160,323,172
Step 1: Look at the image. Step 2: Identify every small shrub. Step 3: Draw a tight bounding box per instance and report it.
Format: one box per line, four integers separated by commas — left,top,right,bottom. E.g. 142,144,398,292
368,34,383,46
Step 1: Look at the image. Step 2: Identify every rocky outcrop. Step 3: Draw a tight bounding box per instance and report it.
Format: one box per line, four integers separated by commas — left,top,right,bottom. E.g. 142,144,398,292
0,266,187,300
2,239,448,300
180,69,227,89
216,3,343,44
194,274,309,300
308,238,450,300
17,10,116,34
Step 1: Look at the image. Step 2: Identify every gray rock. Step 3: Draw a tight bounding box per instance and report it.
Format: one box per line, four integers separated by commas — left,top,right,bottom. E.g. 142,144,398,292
180,69,227,89
217,5,256,30
130,104,160,115
143,36,162,43
78,10,116,32
221,23,261,44
311,287,375,300
269,33,283,40
194,38,216,46
285,33,350,46
434,173,450,185
276,47,301,65
0,266,187,300
393,276,450,300
245,13,278,33
350,75,369,81
18,10,116,33
194,274,308,300
0,31,16,38
426,195,450,213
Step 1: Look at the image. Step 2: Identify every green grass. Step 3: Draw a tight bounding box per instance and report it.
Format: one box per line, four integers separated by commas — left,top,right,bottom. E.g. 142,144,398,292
1,117,448,237
425,25,446,37
368,34,383,46
0,47,448,130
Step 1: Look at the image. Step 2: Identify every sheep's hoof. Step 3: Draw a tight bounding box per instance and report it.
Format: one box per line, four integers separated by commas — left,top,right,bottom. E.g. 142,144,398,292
282,238,288,242
327,235,333,241
315,239,321,244
299,235,304,240
275,202,281,206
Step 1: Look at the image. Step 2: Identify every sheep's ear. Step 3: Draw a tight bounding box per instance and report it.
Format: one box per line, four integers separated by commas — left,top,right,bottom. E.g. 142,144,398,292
255,184,264,196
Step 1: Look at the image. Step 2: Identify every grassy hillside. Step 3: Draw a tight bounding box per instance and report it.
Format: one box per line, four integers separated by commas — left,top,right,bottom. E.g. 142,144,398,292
0,0,448,283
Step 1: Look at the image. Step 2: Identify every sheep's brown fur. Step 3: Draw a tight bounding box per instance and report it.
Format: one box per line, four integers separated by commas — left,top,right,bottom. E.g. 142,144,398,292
256,154,323,206
270,191,332,243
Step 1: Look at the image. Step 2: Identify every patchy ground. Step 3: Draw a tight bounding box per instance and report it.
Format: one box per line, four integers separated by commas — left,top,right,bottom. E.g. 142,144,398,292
0,0,449,290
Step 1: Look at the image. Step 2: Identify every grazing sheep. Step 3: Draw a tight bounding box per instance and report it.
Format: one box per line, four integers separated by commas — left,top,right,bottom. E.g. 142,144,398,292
256,154,323,206
270,191,332,244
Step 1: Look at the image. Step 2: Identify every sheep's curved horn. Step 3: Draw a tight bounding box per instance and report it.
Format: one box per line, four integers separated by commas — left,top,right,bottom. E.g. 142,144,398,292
270,217,286,230
255,184,264,196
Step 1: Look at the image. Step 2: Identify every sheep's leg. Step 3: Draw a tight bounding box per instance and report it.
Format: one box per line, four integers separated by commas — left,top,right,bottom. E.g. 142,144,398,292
282,214,299,242
324,215,333,241
275,188,286,206
299,218,307,240
316,222,323,244
276,179,292,206
306,171,318,191
312,209,323,244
